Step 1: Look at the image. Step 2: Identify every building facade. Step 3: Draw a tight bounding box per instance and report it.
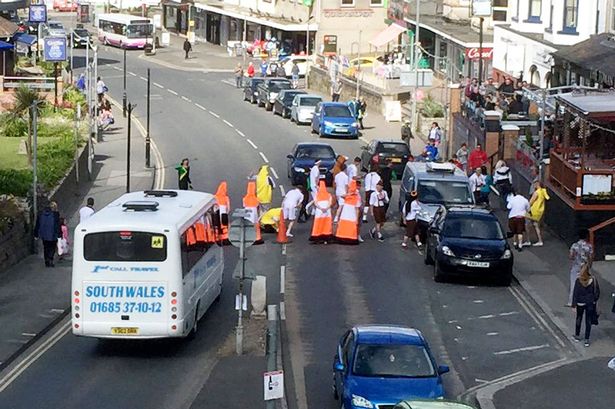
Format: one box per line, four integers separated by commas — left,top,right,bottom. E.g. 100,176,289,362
493,0,611,88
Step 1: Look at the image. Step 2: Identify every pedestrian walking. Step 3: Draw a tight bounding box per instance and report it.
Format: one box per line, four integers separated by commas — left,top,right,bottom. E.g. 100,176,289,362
401,120,414,148
378,160,394,213
291,61,300,88
572,264,600,347
96,76,107,103
282,186,305,237
362,167,381,223
309,181,333,244
480,165,493,206
58,216,70,261
335,180,361,245
528,165,540,196
34,204,61,267
468,144,488,173
401,191,422,249
526,180,550,246
260,59,268,77
183,38,192,59
247,61,255,78
256,164,276,208
346,157,361,181
428,122,442,146
357,97,367,129
568,229,593,306
234,63,244,88
369,181,389,242
507,190,530,251
79,197,95,223
276,64,286,78
456,143,469,171
333,163,349,222
331,79,342,102
176,158,192,190
309,160,321,201
469,167,486,204
493,160,513,204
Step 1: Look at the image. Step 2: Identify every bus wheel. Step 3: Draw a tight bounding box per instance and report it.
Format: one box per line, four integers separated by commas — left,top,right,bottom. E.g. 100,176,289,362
188,304,199,339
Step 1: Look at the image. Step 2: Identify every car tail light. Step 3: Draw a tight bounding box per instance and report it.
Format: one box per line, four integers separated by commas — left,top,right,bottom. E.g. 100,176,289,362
74,298,80,304
171,325,177,331
171,299,177,305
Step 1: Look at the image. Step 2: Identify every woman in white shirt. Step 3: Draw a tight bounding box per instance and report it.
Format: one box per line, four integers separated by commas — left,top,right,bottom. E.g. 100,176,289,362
401,191,422,248
369,181,389,241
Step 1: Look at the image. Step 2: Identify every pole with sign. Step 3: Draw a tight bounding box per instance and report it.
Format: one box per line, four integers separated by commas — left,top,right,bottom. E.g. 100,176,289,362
471,0,492,85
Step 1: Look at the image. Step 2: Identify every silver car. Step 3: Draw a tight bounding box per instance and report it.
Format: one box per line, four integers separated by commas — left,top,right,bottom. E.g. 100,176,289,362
290,94,323,125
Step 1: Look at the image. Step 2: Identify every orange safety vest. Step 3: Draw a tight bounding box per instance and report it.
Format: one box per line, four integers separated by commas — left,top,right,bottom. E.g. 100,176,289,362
243,181,264,245
186,226,197,246
194,215,207,243
309,181,333,243
214,181,230,242
335,180,360,244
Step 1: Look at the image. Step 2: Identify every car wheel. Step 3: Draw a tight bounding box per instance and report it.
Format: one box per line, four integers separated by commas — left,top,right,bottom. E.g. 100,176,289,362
434,259,445,283
424,242,434,265
188,303,200,339
265,102,272,111
499,269,513,286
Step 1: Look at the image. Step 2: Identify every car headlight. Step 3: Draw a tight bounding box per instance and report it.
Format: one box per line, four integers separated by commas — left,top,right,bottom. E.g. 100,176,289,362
501,249,512,259
351,394,374,409
441,246,455,257
324,121,334,126
351,122,359,127
293,167,305,173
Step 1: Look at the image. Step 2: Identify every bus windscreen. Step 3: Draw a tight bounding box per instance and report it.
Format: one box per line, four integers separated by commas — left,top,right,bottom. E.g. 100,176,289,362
84,231,167,262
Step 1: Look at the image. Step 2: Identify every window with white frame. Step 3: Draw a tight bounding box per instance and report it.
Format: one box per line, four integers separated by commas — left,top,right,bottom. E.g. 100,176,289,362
563,0,578,31
528,0,541,19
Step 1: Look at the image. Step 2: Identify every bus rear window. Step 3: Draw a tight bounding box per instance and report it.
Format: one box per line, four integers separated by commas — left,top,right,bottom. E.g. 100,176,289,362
84,232,167,262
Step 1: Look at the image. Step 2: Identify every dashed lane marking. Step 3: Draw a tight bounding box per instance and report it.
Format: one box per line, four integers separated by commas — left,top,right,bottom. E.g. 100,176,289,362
139,76,147,81
246,139,258,149
128,72,137,77
279,185,286,196
223,119,234,128
487,332,499,336
167,89,178,96
236,129,245,137
181,96,192,102
195,103,206,110
153,82,164,89
280,265,286,294
493,344,550,356
270,167,279,179
21,333,36,337
209,111,220,118
279,301,286,320
259,152,269,163
112,66,121,71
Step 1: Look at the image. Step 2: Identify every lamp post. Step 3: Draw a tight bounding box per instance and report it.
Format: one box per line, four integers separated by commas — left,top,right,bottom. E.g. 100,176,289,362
126,102,135,192
478,16,484,85
122,48,127,117
410,0,421,129
146,69,151,168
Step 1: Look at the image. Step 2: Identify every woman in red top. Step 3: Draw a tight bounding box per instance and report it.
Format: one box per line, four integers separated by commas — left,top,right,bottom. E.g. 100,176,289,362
247,62,255,78
468,143,488,172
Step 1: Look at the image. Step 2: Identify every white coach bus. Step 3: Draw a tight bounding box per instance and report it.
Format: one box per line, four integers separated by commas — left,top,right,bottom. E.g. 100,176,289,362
96,13,154,49
71,190,224,339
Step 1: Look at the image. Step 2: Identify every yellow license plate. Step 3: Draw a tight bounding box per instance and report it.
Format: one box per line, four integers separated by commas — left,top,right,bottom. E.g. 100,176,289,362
111,327,139,335
391,158,402,163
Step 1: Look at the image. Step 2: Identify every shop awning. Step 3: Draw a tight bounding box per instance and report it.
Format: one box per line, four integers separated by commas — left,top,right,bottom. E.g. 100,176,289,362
0,40,13,50
369,23,406,48
193,3,318,32
14,33,37,46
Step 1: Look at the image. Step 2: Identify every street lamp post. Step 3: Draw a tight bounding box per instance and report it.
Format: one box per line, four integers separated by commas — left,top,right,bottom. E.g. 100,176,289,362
146,69,151,168
122,48,127,117
410,0,421,129
478,16,484,85
126,102,134,192
31,101,39,227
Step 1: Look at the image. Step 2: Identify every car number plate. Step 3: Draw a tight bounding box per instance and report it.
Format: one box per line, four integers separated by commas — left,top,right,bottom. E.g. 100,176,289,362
319,175,326,179
335,128,348,133
391,158,402,163
467,261,489,268
111,327,139,335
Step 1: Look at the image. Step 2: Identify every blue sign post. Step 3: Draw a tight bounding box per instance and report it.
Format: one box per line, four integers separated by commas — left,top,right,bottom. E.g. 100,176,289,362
43,37,67,109
29,5,47,23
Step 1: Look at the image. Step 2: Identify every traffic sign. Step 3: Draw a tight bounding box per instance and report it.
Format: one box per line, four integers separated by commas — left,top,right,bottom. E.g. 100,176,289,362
264,370,284,400
228,218,256,248
43,37,67,62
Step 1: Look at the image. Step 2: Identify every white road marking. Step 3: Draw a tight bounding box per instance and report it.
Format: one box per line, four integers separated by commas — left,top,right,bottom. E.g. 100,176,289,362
473,300,484,303
455,325,462,330
475,379,489,384
270,167,279,179
487,332,499,336
448,319,459,324
208,110,220,118
498,311,520,316
223,119,234,128
281,244,286,256
139,76,147,81
21,333,36,337
167,89,178,95
280,265,286,294
181,96,192,102
195,103,206,110
128,71,137,77
494,344,550,356
49,309,64,314
153,82,164,89
279,185,286,196
478,314,496,319
246,139,258,149
279,301,286,320
236,129,245,137
112,66,121,71
259,152,269,163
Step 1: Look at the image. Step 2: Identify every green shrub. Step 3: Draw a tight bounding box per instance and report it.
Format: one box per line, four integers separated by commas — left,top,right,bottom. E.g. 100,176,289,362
421,95,445,118
0,114,28,138
0,169,33,196
38,136,75,188
63,86,86,108
37,121,73,139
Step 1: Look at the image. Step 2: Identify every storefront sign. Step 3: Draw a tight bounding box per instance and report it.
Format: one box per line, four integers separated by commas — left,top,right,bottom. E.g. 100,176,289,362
323,9,374,18
28,4,47,23
323,35,337,56
466,47,493,60
43,37,67,62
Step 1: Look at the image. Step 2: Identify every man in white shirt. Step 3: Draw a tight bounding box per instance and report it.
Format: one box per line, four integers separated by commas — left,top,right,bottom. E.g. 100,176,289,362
282,186,305,237
333,164,349,222
309,160,321,201
469,167,486,203
362,168,381,222
79,197,95,223
96,77,106,102
346,157,361,181
507,190,530,251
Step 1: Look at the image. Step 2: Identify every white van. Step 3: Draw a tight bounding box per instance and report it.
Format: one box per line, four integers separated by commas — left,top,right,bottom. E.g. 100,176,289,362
71,190,224,339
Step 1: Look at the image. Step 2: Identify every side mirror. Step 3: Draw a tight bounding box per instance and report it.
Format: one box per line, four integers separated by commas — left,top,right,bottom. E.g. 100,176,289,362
286,154,294,160
334,362,345,372
437,365,450,375
506,231,514,239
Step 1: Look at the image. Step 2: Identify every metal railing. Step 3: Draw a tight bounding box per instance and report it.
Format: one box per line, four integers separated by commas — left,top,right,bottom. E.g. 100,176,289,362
2,76,57,92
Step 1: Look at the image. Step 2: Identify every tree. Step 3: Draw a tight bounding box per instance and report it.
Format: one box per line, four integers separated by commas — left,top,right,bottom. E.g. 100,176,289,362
11,85,43,166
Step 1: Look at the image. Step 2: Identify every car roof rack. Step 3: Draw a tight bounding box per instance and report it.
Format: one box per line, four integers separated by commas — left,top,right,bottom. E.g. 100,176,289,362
144,190,178,198
426,162,456,173
122,201,159,211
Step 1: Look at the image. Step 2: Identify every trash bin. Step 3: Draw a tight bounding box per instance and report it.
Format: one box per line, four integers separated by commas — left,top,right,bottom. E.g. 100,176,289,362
144,43,154,55
235,43,243,57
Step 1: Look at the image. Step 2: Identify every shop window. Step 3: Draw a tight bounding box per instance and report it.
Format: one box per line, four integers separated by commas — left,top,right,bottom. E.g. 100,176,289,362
341,0,354,7
561,0,578,33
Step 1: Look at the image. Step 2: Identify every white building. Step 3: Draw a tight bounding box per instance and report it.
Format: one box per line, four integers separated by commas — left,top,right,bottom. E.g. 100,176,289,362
493,0,612,88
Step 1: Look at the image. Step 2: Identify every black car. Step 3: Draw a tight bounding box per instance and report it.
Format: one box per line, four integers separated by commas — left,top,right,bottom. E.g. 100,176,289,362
424,207,513,285
243,77,265,104
286,142,336,186
70,28,92,48
273,90,306,118
257,78,292,111
361,140,411,176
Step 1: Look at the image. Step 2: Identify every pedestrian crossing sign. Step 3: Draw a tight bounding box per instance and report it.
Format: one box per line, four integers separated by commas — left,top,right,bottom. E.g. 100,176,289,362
151,236,164,249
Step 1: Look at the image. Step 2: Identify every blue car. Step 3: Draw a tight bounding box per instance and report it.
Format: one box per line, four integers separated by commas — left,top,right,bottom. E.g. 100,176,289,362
286,142,337,186
333,325,450,409
311,102,359,139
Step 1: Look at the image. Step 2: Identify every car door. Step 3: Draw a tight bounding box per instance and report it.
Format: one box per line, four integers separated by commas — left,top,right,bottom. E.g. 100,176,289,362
287,144,298,177
428,209,445,259
334,330,354,397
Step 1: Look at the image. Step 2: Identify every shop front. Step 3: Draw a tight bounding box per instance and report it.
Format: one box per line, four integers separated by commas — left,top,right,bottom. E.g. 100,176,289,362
162,0,190,35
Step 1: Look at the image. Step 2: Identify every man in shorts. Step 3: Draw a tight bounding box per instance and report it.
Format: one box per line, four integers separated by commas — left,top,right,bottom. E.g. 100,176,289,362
507,190,530,251
282,186,305,237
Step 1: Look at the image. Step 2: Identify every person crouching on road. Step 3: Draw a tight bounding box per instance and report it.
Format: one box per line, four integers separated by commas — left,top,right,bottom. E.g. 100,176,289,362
176,158,192,190
369,181,389,242
401,191,422,249
282,186,305,237
572,264,600,347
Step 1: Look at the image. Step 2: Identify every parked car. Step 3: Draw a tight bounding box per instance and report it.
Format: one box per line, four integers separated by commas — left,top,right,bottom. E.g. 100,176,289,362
394,400,478,409
243,77,266,104
272,89,306,118
333,325,449,409
343,56,384,76
290,94,322,125
286,142,336,186
70,28,92,48
257,78,292,111
311,102,359,139
361,140,411,176
41,21,67,38
398,162,474,230
424,206,513,285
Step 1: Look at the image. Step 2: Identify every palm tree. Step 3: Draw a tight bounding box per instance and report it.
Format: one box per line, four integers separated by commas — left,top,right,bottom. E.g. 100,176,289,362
11,85,43,166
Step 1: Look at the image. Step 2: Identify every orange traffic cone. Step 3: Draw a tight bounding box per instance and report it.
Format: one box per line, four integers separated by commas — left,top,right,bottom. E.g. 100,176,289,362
277,209,288,244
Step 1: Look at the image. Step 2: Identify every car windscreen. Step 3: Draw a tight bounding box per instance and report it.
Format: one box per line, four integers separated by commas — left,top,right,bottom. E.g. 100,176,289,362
126,23,151,38
295,146,335,160
323,106,352,117
353,344,436,378
417,180,473,205
49,22,64,30
74,29,89,37
300,97,321,107
250,79,264,88
442,216,504,240
269,81,291,92
84,231,167,262
379,143,410,154
283,92,301,103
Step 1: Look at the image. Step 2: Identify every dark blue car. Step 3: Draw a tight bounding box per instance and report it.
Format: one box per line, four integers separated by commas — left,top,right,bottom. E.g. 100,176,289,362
311,102,359,139
286,142,336,186
333,325,449,408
